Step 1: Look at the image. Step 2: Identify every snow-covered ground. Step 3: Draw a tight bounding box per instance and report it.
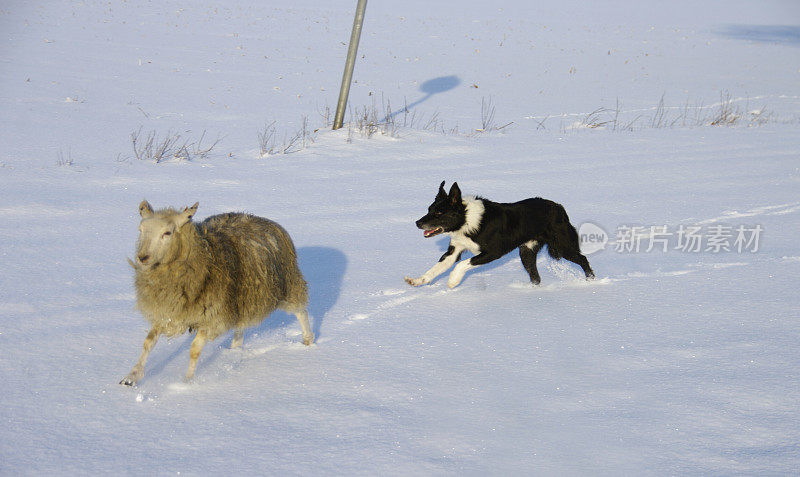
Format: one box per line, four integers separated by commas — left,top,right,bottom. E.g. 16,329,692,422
1,0,799,474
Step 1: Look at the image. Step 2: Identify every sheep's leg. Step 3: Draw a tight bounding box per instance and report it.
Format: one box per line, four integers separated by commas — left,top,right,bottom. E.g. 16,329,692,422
185,329,208,381
120,328,159,386
294,309,315,345
231,329,244,349
279,301,315,345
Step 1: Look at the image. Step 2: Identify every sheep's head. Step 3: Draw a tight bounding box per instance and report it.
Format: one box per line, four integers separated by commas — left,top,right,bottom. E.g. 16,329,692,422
132,200,198,270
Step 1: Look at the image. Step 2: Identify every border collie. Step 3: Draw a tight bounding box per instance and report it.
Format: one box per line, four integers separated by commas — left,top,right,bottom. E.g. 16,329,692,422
405,181,595,288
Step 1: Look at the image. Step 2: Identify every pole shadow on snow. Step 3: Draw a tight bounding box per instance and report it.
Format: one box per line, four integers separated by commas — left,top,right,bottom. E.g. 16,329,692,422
389,75,461,119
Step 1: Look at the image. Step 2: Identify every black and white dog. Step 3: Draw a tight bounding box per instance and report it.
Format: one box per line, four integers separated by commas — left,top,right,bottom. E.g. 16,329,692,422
405,181,595,288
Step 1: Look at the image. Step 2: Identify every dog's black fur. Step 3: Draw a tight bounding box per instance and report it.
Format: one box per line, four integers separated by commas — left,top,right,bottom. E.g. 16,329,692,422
405,181,594,287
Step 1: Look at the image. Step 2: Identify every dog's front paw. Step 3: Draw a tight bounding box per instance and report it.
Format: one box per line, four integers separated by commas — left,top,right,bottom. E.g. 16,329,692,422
446,277,461,289
404,276,427,287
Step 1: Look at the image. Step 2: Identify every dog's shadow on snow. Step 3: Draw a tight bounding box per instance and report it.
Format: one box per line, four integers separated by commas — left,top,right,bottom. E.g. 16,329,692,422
425,238,586,286
425,237,518,285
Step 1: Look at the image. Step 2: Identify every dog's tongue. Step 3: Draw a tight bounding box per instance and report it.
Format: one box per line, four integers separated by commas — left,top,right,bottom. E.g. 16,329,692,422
423,228,442,238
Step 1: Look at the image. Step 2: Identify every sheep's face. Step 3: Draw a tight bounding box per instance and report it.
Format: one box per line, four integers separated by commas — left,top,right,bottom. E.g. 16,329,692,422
134,200,198,270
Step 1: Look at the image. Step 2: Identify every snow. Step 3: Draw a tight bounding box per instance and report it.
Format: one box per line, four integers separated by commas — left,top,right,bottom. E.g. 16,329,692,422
1,0,799,474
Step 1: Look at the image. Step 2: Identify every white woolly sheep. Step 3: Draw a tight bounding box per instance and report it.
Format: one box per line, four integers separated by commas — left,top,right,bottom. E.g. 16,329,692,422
120,200,314,385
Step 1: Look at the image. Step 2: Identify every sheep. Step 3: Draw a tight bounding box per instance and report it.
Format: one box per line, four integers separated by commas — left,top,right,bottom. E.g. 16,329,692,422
120,200,314,385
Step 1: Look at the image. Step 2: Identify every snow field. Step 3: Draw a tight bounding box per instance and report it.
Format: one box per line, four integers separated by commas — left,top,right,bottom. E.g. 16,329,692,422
1,0,799,474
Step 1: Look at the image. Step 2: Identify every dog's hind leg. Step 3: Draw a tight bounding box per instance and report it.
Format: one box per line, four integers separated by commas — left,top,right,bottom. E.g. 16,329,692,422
405,245,463,286
563,251,595,279
519,240,544,285
552,221,595,279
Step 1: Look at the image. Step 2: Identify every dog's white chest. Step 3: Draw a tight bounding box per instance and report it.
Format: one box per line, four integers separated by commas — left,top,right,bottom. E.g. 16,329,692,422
450,234,481,254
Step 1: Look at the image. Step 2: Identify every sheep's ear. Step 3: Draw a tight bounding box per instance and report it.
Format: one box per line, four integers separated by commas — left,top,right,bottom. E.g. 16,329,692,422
139,200,154,218
178,202,199,226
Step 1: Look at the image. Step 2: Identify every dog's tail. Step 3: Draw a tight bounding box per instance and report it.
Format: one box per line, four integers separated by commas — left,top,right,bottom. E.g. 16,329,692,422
546,203,581,260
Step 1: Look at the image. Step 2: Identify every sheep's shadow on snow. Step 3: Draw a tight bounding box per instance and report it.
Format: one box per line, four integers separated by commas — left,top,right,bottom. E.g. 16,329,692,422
145,337,194,379
298,246,347,334
234,246,346,345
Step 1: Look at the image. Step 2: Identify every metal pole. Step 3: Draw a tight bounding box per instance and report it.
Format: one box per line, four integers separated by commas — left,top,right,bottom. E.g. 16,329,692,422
332,0,367,130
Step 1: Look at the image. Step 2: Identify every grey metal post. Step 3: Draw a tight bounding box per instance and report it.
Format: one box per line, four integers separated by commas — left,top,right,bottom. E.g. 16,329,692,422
332,0,367,130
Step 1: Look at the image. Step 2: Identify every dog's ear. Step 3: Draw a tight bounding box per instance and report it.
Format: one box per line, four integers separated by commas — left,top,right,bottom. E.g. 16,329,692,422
436,180,447,200
448,182,462,205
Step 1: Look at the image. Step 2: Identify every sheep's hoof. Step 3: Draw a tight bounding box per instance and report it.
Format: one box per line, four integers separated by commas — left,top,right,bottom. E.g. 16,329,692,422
120,369,143,386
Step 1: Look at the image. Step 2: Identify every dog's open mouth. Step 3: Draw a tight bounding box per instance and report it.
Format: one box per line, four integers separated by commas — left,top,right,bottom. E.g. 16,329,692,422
423,227,444,238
